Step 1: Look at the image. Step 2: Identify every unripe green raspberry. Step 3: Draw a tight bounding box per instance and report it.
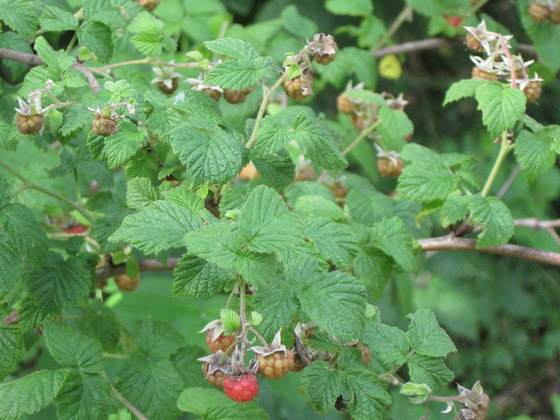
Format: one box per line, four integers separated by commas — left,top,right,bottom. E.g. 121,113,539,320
257,350,295,380
91,114,119,137
223,86,253,104
283,73,313,101
528,2,550,22
523,80,542,103
137,0,159,11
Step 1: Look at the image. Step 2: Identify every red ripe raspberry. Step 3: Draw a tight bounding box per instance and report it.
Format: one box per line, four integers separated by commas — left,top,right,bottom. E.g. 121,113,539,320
223,374,259,402
528,2,550,23
157,78,178,95
114,273,140,292
137,0,159,11
64,225,85,234
92,115,119,137
523,80,542,103
257,350,295,380
201,363,224,387
445,16,462,27
16,113,44,135
377,157,404,178
206,329,235,355
283,73,313,101
337,94,355,114
223,86,253,104
471,67,498,81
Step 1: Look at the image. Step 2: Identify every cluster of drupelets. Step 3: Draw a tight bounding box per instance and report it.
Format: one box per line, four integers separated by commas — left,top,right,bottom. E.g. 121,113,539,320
198,319,371,402
528,0,560,24
465,20,543,103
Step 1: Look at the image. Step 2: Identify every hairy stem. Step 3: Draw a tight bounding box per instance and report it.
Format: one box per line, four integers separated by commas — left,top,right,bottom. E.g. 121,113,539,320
0,162,94,223
245,72,289,150
480,131,513,197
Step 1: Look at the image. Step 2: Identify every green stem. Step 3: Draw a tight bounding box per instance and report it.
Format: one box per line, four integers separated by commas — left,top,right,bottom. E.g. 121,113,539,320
0,162,94,223
103,353,128,359
480,132,513,197
472,0,493,14
376,4,413,49
341,119,382,156
66,32,78,54
245,72,290,150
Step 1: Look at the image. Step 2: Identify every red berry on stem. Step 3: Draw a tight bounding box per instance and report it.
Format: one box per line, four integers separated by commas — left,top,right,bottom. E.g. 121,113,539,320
446,16,462,27
222,374,259,402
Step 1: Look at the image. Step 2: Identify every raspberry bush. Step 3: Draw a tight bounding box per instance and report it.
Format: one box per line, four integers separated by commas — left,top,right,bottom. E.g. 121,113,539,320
0,1,560,419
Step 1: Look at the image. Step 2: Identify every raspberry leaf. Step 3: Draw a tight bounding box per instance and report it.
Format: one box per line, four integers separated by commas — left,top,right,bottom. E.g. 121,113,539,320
343,370,392,419
43,321,104,373
77,21,113,63
440,193,471,227
172,254,235,298
0,230,23,299
407,353,454,391
443,78,491,106
104,121,148,168
126,177,160,210
377,106,413,151
135,318,185,359
364,321,410,366
370,217,416,272
177,387,269,419
475,83,526,138
300,361,342,414
515,129,557,183
297,272,367,342
0,325,23,381
325,0,373,17
353,247,393,299
304,217,359,267
346,186,393,226
0,369,70,420
110,201,202,255
406,309,457,357
469,194,514,248
0,0,38,38
206,57,277,90
204,38,260,61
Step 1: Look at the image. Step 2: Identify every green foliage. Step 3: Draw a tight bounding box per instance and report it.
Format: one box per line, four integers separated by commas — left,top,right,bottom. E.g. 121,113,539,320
0,0,559,419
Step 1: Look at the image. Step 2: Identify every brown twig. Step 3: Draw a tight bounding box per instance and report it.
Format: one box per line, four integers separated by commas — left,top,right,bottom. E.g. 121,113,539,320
0,48,44,66
514,218,560,229
418,235,560,266
71,62,101,94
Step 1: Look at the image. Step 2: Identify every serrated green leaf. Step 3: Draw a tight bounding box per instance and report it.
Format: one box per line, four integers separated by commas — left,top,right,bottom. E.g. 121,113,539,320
126,177,160,210
300,361,342,414
170,124,241,186
83,0,125,27
470,194,514,248
62,67,87,88
0,326,23,380
252,153,295,189
293,195,345,221
39,6,79,32
173,254,235,298
515,129,556,183
43,322,104,373
443,78,491,106
61,105,92,136
292,112,348,170
204,38,260,60
370,217,416,272
171,346,207,388
55,371,114,420
406,309,456,357
105,121,148,168
364,322,410,366
0,230,22,298
325,0,373,16
206,57,277,90
169,90,223,126
353,247,393,299
135,318,184,359
343,370,392,420
250,115,294,158
110,201,201,255
131,32,166,57
440,193,471,227
0,0,38,37
475,83,526,138
116,354,183,420
77,21,113,63
15,295,45,333
377,106,413,151
25,253,90,313
298,272,367,342
346,186,393,226
397,144,460,203
407,354,454,390
305,217,358,267
177,387,269,419
34,36,74,72
0,203,47,265
254,277,300,340
281,5,318,38
0,369,69,420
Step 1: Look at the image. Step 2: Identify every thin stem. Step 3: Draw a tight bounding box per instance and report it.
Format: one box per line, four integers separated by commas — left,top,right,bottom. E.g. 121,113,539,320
496,162,520,199
0,162,94,223
239,281,248,357
480,132,513,197
245,72,289,150
111,385,148,420
103,353,128,359
248,325,268,347
376,4,413,49
500,36,516,88
429,394,464,403
92,58,150,72
225,280,241,309
317,119,382,184
66,32,78,54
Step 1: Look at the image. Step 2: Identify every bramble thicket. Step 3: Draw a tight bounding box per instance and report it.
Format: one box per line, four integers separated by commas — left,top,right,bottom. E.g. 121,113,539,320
0,0,560,419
